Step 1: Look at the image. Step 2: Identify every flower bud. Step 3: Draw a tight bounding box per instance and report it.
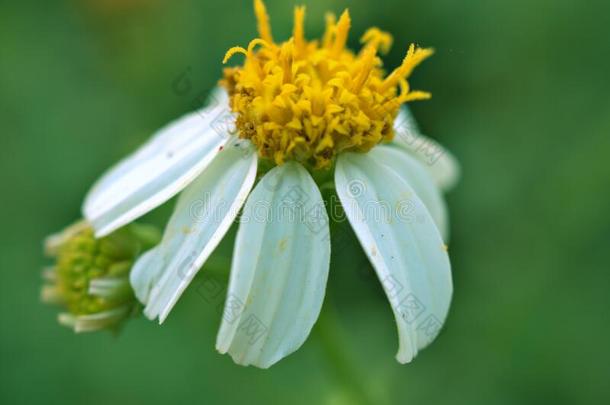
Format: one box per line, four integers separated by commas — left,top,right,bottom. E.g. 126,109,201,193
42,221,160,333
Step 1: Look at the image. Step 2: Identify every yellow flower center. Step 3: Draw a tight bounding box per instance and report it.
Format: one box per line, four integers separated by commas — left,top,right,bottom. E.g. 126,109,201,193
222,0,433,169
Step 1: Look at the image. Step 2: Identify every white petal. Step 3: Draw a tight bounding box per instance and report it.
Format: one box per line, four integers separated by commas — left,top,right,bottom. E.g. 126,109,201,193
207,87,229,107
130,248,163,304
138,143,257,322
335,152,452,363
88,277,130,299
44,221,89,256
84,101,235,237
58,306,131,333
216,162,330,368
393,108,460,191
395,106,421,134
368,145,449,241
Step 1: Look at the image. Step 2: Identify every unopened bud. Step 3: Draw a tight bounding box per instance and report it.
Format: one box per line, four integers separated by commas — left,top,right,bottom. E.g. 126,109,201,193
42,221,160,333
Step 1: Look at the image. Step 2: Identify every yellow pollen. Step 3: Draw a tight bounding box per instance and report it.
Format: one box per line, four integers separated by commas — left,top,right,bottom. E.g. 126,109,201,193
222,0,434,169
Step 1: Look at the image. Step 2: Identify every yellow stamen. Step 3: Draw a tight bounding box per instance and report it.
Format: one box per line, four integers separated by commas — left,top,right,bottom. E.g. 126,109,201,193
247,38,272,54
361,27,393,54
293,6,306,54
223,46,248,64
254,0,274,44
401,91,432,102
279,40,294,84
221,2,433,169
332,10,351,56
351,46,377,93
322,13,336,48
382,44,434,91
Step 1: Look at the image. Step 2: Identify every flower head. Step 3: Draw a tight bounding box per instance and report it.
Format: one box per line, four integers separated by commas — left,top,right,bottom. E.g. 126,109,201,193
42,221,160,332
76,0,460,368
223,0,433,169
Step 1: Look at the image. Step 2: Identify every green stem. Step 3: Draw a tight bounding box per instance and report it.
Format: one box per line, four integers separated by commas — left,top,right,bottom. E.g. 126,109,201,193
316,303,384,405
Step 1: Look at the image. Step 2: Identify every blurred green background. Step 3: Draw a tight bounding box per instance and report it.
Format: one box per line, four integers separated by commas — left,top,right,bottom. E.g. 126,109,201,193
1,0,609,403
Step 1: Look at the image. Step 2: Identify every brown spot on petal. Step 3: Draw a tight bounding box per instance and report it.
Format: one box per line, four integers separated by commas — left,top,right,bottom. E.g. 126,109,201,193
278,237,289,253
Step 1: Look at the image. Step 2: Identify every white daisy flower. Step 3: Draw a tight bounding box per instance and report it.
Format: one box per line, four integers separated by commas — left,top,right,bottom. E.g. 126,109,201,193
82,0,459,368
